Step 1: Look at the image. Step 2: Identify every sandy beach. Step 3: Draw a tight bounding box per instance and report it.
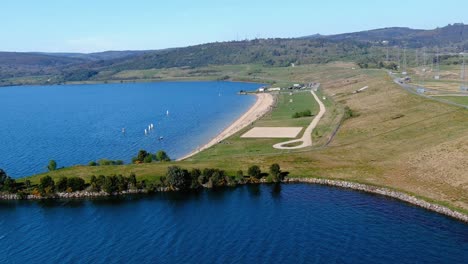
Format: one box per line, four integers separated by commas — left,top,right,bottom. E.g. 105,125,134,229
178,93,274,160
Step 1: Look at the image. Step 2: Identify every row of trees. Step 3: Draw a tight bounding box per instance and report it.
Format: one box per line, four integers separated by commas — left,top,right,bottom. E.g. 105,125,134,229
0,163,285,197
165,164,284,191
38,175,86,195
132,150,170,164
89,174,137,194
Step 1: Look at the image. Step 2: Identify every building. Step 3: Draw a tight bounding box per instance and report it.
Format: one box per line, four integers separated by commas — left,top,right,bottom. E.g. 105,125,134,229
267,87,281,92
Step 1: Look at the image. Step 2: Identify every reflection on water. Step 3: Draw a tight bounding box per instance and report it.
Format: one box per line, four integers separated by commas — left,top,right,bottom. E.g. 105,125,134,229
0,184,467,264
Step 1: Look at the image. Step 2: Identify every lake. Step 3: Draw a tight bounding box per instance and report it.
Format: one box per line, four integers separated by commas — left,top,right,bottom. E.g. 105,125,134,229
0,81,259,177
0,184,466,263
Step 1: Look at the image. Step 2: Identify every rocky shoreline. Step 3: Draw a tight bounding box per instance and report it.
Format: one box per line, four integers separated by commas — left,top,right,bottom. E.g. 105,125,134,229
1,178,466,223
284,178,468,223
0,187,171,200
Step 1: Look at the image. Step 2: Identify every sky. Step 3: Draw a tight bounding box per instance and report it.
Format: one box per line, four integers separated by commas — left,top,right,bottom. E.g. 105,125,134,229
0,0,466,53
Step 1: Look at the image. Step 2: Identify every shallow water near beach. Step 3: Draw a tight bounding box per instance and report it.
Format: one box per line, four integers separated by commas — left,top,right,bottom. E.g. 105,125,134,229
0,81,259,177
0,184,467,263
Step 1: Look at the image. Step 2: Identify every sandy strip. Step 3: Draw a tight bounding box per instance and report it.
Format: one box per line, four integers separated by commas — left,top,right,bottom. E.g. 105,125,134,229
178,93,274,160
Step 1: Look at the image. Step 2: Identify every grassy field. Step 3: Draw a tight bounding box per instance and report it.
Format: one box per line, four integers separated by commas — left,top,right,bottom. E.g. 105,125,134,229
434,96,468,106
20,62,468,214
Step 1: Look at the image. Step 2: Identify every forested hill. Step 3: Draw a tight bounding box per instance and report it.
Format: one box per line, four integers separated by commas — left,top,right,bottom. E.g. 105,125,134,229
1,23,467,86
303,23,468,48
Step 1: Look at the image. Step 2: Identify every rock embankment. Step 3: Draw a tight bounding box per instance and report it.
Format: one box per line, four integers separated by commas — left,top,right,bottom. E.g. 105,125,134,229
285,178,468,223
0,187,171,200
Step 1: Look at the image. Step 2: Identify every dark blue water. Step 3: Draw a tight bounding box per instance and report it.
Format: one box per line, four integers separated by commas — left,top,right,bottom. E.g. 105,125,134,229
0,81,259,177
0,184,466,263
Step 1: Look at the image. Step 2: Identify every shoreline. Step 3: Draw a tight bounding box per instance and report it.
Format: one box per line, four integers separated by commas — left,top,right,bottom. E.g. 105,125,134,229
177,92,274,160
1,178,466,222
284,178,468,223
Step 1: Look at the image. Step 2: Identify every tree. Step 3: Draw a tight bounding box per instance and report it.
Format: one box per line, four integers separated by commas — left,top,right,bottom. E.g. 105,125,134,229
39,175,55,195
67,177,85,192
116,175,127,192
48,160,57,171
190,169,201,188
0,169,8,189
2,177,17,193
57,177,68,192
128,173,137,188
102,175,117,194
166,166,191,190
269,164,281,182
137,150,148,162
88,161,97,166
248,165,262,179
155,150,170,161
90,175,99,191
143,155,153,163
25,180,31,189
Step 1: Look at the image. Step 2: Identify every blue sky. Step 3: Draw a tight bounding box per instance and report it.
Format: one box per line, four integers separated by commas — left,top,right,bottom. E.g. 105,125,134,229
0,0,466,53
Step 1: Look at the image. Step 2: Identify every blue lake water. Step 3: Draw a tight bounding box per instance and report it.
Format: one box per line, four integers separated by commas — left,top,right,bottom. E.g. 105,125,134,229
0,184,466,263
0,81,259,177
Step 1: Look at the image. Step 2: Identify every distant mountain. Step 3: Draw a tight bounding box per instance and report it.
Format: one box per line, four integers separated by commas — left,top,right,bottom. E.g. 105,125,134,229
2,23,468,86
0,52,86,67
302,23,468,48
37,50,152,61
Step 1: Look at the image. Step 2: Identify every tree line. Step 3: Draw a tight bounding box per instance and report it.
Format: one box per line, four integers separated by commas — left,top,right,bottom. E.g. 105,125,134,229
0,163,286,198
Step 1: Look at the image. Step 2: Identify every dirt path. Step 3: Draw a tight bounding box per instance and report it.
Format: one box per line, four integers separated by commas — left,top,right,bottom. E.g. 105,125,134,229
273,90,326,150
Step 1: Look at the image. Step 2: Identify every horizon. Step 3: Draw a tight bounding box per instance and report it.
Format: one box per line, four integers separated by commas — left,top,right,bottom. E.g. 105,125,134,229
1,0,467,53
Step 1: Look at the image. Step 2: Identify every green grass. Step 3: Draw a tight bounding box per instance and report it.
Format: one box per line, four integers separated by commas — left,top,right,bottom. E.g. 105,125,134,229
435,96,468,106
191,90,323,160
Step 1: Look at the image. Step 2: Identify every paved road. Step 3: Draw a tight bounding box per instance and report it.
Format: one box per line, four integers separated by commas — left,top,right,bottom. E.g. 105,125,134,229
273,89,326,150
390,72,468,109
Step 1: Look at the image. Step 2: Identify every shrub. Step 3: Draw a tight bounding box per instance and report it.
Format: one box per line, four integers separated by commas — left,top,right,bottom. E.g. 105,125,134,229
39,175,55,195
88,161,97,166
67,177,85,192
57,177,68,192
344,106,359,120
143,155,153,163
48,160,57,171
137,150,148,162
166,166,191,190
292,109,312,118
248,165,262,179
269,164,281,182
155,150,170,162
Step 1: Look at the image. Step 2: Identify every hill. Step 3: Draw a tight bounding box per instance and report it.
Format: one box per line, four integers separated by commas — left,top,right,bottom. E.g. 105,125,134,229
1,23,468,86
304,23,468,49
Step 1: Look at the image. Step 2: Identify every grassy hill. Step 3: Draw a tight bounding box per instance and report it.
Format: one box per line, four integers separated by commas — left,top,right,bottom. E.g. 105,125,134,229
19,63,468,214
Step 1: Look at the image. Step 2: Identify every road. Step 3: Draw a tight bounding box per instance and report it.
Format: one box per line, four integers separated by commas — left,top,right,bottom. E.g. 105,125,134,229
273,89,326,150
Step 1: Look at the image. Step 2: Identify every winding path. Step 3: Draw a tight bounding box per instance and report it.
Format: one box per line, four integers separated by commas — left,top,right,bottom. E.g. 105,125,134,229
273,90,326,150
